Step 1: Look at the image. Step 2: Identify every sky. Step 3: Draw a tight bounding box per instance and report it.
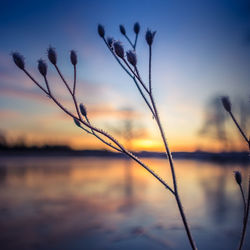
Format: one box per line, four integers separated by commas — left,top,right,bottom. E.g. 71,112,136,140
0,0,249,152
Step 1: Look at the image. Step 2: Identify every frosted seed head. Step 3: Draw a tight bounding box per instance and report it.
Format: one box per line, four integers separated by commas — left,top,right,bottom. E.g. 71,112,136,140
234,171,242,185
98,24,105,38
113,41,124,58
80,103,87,117
37,59,47,76
145,29,156,46
12,52,25,70
126,50,137,66
134,22,140,34
119,25,126,35
70,50,77,65
47,47,57,65
221,96,231,112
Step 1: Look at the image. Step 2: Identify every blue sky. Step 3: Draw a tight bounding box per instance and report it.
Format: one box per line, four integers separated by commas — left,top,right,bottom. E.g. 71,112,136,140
0,0,249,151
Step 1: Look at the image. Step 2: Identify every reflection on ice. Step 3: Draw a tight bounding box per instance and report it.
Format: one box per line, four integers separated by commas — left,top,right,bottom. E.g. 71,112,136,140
0,157,249,250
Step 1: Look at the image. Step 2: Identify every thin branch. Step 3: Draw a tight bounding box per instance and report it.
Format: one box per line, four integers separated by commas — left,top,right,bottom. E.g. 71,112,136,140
124,34,134,49
149,45,152,93
54,64,73,95
85,116,123,153
134,33,138,49
149,91,197,250
105,30,197,249
240,184,247,217
44,76,51,95
73,65,76,95
103,38,134,78
23,69,49,95
132,77,156,117
123,61,150,94
229,111,249,145
102,38,154,116
238,178,250,250
22,67,175,195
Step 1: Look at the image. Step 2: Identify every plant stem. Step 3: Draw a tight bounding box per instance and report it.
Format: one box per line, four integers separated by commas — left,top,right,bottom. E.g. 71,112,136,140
124,34,134,49
229,111,249,146
22,67,175,196
239,184,247,217
149,45,152,93
104,34,197,249
134,33,138,49
54,65,73,95
145,43,196,249
85,116,123,153
149,93,197,250
73,65,76,95
238,179,250,250
102,38,155,116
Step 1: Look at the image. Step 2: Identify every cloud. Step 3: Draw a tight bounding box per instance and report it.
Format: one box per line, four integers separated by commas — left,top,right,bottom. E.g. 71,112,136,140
0,109,21,120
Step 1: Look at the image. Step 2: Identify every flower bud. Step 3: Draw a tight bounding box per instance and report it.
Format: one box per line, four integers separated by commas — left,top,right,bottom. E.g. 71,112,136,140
113,41,124,58
107,37,114,48
47,47,57,65
80,103,87,117
12,52,25,70
134,22,140,34
221,96,231,112
98,24,105,38
119,25,126,36
70,50,77,65
37,59,47,76
126,50,137,66
234,171,242,185
74,118,81,127
145,29,156,46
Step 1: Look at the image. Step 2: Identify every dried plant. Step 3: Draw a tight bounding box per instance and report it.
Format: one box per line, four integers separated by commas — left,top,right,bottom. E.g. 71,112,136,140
12,23,200,249
221,96,250,250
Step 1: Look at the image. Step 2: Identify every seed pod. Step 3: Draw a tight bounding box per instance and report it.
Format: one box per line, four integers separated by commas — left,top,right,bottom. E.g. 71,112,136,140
37,59,47,76
70,50,77,65
113,41,124,58
221,96,231,112
234,171,242,185
107,37,114,48
12,52,25,70
80,103,87,117
134,22,140,34
47,47,57,65
74,118,81,127
145,29,156,46
98,24,105,38
126,50,137,66
119,25,126,36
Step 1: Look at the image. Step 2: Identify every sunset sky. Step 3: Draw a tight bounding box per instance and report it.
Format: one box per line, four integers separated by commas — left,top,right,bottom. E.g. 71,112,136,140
0,0,249,152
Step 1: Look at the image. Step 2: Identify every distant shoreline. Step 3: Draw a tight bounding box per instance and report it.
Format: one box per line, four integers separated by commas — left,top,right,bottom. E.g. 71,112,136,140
0,148,249,163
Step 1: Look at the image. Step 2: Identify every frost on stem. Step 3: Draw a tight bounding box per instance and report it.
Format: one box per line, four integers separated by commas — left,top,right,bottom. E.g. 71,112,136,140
37,59,47,77
70,50,77,66
221,96,231,113
47,47,57,65
113,41,124,58
12,52,25,70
